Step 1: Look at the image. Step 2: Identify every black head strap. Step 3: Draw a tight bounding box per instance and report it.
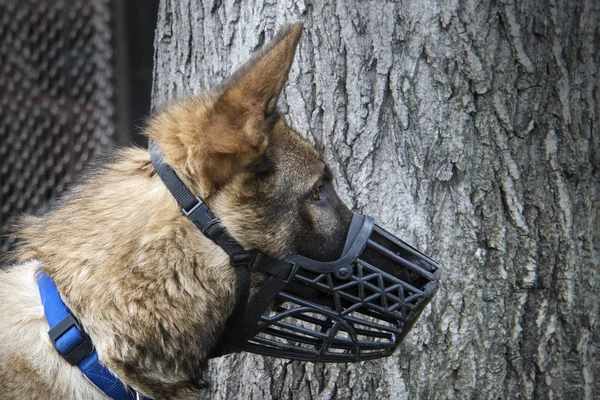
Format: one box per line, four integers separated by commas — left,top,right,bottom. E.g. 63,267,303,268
149,146,252,355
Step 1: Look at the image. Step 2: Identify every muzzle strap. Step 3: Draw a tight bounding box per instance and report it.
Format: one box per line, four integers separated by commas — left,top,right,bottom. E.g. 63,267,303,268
149,147,199,213
251,253,294,280
149,146,251,355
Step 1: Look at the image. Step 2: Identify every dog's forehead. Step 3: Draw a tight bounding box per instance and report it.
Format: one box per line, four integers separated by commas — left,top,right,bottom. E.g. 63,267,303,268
272,126,324,186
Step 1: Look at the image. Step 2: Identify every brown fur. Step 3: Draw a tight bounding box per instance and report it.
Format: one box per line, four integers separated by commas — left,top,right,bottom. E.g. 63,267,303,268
0,23,352,399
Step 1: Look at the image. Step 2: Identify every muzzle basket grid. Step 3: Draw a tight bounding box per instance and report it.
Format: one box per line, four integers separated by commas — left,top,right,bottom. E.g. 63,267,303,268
244,220,442,362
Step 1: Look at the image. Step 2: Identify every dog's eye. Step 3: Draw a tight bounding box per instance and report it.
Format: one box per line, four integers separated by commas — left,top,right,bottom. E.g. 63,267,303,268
311,185,322,201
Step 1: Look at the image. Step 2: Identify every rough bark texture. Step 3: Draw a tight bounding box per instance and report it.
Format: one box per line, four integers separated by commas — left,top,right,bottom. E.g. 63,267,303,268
151,1,599,399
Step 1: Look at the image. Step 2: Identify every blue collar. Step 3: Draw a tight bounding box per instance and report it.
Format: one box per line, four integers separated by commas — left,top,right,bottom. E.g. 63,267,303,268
37,272,144,400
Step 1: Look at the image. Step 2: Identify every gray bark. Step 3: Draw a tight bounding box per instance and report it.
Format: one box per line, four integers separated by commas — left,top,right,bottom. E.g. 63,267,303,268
151,0,599,399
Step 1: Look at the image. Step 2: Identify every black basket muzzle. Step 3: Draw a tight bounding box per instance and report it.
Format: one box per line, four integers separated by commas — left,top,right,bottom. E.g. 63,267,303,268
240,214,442,362
150,146,441,363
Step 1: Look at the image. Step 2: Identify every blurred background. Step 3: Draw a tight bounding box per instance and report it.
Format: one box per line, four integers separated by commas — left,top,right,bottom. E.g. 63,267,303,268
0,0,159,252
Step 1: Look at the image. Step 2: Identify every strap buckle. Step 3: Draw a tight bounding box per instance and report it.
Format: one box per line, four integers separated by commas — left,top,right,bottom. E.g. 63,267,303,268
231,250,256,267
183,196,218,234
48,314,94,366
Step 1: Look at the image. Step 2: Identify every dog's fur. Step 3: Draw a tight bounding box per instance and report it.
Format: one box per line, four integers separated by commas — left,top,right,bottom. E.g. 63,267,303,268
0,23,354,399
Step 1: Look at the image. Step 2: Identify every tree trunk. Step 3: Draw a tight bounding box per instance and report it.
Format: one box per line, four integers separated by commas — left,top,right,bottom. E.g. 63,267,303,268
151,1,599,398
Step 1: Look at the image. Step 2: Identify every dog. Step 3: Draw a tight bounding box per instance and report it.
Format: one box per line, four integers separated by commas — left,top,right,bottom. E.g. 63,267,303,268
0,22,359,399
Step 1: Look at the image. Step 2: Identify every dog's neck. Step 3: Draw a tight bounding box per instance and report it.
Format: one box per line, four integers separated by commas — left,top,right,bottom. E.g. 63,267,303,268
11,148,235,398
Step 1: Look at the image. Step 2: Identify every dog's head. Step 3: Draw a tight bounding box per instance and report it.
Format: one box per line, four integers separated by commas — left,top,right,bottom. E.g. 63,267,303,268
146,23,352,262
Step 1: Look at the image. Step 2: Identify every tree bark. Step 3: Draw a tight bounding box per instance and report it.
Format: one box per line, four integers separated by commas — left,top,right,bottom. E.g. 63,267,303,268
151,1,599,399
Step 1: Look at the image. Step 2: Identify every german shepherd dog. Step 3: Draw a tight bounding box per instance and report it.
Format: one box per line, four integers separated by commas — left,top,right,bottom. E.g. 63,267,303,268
0,23,357,399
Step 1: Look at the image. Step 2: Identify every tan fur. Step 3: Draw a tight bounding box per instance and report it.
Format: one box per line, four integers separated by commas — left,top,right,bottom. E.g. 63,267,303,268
0,22,344,399
5,147,236,398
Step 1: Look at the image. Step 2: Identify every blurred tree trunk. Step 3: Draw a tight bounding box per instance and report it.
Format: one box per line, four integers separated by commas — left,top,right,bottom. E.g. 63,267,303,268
151,0,599,398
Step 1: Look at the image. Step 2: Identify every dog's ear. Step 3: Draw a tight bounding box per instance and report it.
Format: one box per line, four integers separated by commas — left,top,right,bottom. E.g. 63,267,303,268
218,22,303,118
147,23,303,196
199,23,303,187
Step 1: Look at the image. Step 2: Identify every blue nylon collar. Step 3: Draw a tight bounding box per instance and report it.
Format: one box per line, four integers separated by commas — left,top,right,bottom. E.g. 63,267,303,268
37,272,141,400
